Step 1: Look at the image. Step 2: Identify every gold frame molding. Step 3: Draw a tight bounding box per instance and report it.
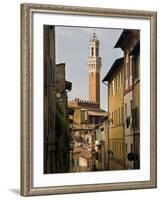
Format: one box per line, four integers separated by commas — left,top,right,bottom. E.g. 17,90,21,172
20,3,157,196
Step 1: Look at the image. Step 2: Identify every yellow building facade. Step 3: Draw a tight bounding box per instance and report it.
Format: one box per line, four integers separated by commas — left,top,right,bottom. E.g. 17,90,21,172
103,57,125,169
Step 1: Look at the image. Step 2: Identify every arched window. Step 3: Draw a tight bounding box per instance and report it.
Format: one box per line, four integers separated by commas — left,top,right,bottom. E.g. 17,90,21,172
91,47,94,56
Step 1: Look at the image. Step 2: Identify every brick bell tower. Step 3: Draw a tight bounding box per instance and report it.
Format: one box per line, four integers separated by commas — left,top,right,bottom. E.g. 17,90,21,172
87,32,102,106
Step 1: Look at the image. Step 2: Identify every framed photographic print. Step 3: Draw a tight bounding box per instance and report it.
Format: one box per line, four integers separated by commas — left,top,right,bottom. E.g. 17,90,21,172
20,3,157,196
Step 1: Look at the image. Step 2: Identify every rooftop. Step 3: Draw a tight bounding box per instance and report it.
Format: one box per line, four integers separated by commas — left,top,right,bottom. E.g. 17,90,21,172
68,99,106,115
73,146,92,159
114,29,140,50
114,30,129,48
68,98,102,110
102,57,124,82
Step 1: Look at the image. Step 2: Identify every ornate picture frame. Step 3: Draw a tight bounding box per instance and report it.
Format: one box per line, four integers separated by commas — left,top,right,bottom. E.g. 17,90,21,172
21,3,157,196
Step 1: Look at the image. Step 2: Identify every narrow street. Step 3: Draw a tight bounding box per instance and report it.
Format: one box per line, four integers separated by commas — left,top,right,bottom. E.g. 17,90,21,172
109,158,125,170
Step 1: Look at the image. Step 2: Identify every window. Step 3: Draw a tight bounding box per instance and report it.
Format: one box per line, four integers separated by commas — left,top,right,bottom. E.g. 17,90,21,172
110,82,113,96
120,142,122,155
85,110,88,121
100,116,104,123
113,80,115,95
113,79,115,95
132,107,139,129
118,73,120,88
132,55,139,80
116,77,117,92
81,110,85,123
94,116,99,124
120,72,122,86
111,80,115,96
116,110,118,124
121,69,124,85
116,141,118,154
122,142,124,155
125,103,127,118
130,100,133,115
110,83,113,96
125,53,129,79
115,78,117,93
91,47,94,56
110,141,112,151
89,116,93,124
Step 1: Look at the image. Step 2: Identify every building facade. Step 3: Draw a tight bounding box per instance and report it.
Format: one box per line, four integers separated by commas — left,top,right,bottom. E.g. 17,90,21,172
44,25,56,174
102,29,140,170
54,63,72,173
44,25,72,173
131,42,140,169
114,30,140,169
102,57,125,170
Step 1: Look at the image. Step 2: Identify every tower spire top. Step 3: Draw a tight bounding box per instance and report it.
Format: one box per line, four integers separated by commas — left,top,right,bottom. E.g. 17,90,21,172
93,28,96,36
92,28,96,39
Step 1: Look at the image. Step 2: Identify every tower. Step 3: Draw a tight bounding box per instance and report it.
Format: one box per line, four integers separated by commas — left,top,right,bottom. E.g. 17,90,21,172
87,32,102,105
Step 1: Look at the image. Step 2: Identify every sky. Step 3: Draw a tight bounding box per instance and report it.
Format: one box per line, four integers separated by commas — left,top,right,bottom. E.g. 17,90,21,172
55,26,123,111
